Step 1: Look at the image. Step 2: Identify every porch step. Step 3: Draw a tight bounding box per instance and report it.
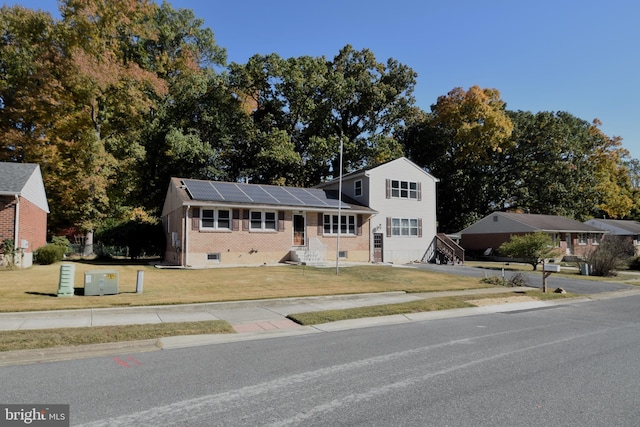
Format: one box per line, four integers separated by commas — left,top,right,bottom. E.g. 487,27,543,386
290,249,322,263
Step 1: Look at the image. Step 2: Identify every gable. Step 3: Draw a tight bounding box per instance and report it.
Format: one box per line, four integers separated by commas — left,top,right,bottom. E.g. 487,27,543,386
0,163,49,213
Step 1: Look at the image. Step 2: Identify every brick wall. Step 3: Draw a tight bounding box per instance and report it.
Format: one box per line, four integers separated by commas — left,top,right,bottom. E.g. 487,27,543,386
0,195,47,256
0,196,16,245
18,197,47,252
164,207,372,267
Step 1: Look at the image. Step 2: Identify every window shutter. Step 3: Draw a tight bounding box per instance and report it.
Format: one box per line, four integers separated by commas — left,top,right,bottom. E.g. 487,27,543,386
318,213,323,236
232,209,240,231
242,209,249,231
278,211,285,232
418,218,423,237
192,208,200,230
386,217,391,237
385,179,391,199
357,215,363,236
417,182,422,201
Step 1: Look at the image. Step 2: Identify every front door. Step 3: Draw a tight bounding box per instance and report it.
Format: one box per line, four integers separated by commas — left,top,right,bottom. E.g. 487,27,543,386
373,233,383,262
293,214,305,246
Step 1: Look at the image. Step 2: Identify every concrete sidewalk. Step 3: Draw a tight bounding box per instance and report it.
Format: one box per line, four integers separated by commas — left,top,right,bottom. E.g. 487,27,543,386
0,287,537,333
5,286,635,366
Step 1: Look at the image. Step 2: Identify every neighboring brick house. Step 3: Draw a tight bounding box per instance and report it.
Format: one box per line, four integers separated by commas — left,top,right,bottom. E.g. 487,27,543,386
0,162,50,267
161,157,448,267
458,211,606,258
584,218,640,255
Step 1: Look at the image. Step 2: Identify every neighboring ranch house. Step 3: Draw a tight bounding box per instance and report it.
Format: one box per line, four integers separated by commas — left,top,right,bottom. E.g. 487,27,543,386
161,157,453,267
0,162,49,268
584,218,640,255
458,211,606,258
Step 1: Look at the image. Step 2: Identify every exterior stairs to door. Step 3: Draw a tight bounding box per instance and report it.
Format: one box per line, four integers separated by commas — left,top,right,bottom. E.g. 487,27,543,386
433,233,465,264
289,248,323,265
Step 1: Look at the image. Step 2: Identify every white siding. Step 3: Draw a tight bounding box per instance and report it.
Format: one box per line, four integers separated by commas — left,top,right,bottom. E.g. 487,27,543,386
321,158,439,264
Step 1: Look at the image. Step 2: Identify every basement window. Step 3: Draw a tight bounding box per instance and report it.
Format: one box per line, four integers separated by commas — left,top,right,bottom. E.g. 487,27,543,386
207,253,221,262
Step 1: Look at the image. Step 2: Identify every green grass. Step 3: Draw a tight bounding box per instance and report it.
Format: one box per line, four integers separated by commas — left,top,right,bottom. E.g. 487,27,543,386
0,262,492,312
0,320,235,352
287,290,577,325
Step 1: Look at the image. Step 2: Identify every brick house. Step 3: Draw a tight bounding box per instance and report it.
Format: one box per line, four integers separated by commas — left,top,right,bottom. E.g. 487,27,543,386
584,218,640,255
161,157,451,267
458,211,606,258
0,162,50,267
161,178,376,267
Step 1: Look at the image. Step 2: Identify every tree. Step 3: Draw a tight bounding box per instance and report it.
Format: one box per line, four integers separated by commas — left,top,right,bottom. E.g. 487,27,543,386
502,111,600,220
228,45,418,186
402,86,514,232
588,120,634,219
498,232,561,271
0,1,228,232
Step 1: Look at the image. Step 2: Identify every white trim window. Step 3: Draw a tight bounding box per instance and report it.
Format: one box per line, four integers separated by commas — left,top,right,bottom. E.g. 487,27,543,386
391,180,418,199
201,209,231,230
578,233,588,245
591,234,601,245
250,210,277,231
391,218,420,237
323,214,356,235
354,180,363,197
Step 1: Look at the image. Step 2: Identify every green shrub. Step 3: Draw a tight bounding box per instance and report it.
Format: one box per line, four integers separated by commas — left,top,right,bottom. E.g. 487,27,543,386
36,244,66,265
51,236,71,254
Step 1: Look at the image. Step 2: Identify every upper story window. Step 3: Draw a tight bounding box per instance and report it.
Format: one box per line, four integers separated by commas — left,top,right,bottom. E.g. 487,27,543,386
387,179,420,200
323,214,356,235
201,209,231,230
250,211,277,231
354,180,363,197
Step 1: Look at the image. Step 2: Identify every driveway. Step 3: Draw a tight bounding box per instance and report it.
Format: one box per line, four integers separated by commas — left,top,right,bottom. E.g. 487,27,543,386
407,262,634,294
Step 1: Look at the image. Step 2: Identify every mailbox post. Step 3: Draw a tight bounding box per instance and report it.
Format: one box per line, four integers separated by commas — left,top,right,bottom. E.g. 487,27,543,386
542,261,560,293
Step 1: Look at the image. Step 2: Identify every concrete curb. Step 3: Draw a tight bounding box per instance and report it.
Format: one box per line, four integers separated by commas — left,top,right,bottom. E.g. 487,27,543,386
0,339,161,367
0,289,634,367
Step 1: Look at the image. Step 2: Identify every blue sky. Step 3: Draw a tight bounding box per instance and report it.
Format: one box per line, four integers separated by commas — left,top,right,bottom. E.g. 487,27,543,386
8,0,640,158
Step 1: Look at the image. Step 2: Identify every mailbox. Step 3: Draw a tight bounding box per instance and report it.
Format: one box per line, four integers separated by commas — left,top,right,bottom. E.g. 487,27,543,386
84,270,119,296
543,264,561,272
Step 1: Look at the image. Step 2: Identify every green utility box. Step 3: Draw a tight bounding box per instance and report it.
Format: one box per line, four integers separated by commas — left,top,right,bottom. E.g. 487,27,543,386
84,270,119,296
57,263,75,297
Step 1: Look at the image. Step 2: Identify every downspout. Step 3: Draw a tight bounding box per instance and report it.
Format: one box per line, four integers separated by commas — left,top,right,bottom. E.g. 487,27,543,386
13,195,19,251
184,205,190,267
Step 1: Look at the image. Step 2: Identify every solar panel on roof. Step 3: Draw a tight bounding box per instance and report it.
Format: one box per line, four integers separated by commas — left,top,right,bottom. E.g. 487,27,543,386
182,180,223,201
289,189,327,207
241,185,278,204
181,179,356,210
211,182,252,203
265,186,305,206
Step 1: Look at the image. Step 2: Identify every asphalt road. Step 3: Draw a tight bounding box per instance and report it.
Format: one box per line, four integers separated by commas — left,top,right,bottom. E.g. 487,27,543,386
2,293,640,426
410,262,634,294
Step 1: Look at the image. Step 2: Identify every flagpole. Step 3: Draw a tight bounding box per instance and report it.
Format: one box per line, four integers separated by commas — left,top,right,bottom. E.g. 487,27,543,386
336,138,343,275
